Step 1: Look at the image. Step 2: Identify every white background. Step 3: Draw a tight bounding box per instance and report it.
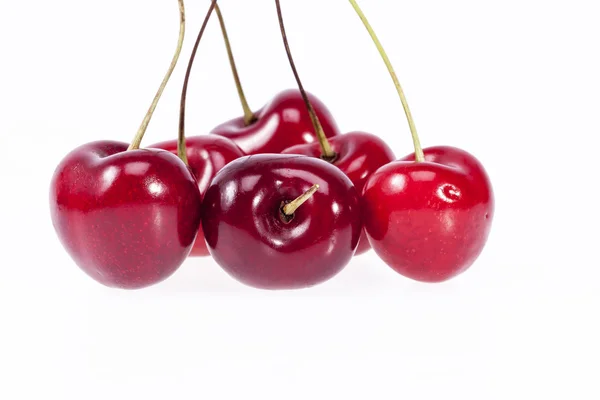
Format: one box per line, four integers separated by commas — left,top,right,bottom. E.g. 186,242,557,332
1,0,599,398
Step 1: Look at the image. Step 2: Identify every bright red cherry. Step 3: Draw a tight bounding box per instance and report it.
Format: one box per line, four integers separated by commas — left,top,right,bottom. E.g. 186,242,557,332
210,89,340,155
362,146,494,282
50,141,202,289
201,154,362,290
283,131,395,255
345,0,494,282
149,135,244,256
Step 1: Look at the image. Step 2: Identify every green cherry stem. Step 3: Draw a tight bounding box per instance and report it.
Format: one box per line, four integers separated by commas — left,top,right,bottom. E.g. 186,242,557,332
282,184,319,216
215,3,256,126
275,0,337,162
129,0,186,151
177,0,218,164
348,0,424,162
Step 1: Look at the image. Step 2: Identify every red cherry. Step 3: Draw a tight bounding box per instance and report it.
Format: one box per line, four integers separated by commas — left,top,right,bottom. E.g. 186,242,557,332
362,146,494,282
50,141,202,289
149,135,244,256
283,131,395,255
344,1,494,281
201,154,362,290
48,0,205,289
210,89,340,155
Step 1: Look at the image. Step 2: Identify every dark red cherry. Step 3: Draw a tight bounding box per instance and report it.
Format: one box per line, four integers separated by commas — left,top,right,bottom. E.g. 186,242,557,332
49,141,202,289
283,131,395,255
149,135,244,256
201,154,362,290
210,89,340,155
362,146,494,283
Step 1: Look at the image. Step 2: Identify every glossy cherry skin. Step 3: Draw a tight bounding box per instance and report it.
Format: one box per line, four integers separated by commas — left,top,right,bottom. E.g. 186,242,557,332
283,131,395,255
50,141,202,289
202,154,362,290
211,89,340,155
362,146,494,283
149,135,245,256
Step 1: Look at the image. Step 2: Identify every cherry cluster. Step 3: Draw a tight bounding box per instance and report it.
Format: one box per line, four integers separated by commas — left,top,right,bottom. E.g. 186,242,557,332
49,0,494,291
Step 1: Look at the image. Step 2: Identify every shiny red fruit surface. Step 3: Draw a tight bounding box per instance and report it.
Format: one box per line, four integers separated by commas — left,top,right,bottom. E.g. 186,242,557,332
362,146,494,282
50,141,202,289
211,89,340,155
202,154,362,289
283,131,395,255
149,135,244,256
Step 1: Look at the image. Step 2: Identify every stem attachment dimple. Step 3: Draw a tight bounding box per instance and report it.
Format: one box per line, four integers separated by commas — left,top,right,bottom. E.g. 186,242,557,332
281,184,319,220
275,0,336,161
215,4,256,126
128,0,186,151
348,0,424,162
178,0,218,165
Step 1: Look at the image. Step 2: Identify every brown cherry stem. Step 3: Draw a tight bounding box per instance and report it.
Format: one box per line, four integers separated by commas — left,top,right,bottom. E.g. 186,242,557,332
129,0,186,151
348,0,424,162
275,0,336,162
215,4,256,126
282,184,319,216
178,0,218,164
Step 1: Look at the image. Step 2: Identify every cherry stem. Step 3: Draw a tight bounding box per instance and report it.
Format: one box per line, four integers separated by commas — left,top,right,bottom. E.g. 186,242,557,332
215,4,256,126
128,0,186,151
178,0,218,164
348,0,424,162
275,0,336,162
282,184,319,216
